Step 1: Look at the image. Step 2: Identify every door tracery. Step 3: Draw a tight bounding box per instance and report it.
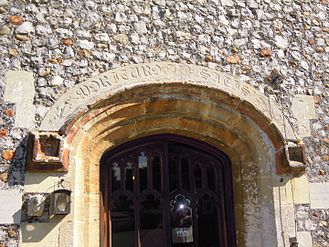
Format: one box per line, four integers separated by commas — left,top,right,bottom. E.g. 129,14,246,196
101,135,236,247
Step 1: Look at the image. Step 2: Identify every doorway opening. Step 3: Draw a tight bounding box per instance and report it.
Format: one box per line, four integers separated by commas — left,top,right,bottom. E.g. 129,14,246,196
101,134,236,247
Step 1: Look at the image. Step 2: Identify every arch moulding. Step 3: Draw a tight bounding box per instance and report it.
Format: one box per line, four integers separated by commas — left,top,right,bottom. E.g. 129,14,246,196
27,62,307,247
39,62,301,174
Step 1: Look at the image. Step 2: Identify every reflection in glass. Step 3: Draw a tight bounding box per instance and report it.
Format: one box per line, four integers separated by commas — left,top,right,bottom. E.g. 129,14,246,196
170,194,193,247
140,194,164,247
139,152,148,191
152,156,161,192
111,162,121,192
111,195,135,247
125,162,134,192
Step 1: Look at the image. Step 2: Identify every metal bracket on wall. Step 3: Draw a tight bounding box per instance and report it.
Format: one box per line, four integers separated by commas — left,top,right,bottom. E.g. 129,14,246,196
26,132,67,172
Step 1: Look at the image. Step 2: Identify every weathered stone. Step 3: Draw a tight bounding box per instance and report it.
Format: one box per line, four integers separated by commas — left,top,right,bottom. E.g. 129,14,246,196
0,129,7,137
0,172,8,183
7,228,17,238
308,39,315,45
259,48,272,57
0,0,326,245
222,0,234,6
0,25,10,35
4,108,14,117
275,35,289,49
8,16,23,26
2,150,14,160
176,31,192,40
296,231,312,247
0,190,22,224
15,34,30,41
95,33,110,42
322,155,329,161
8,48,17,57
113,34,129,44
38,68,50,77
15,21,34,34
134,21,148,34
319,169,326,176
205,55,213,62
77,40,95,50
0,0,8,6
50,75,64,86
315,46,324,53
292,175,310,204
48,57,63,64
77,48,91,58
267,69,283,85
292,95,316,138
325,125,329,131
225,54,241,64
115,12,126,22
314,95,321,104
309,183,329,209
63,38,73,46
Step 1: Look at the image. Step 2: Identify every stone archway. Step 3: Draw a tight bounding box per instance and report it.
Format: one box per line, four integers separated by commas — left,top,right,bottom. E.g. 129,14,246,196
35,62,302,247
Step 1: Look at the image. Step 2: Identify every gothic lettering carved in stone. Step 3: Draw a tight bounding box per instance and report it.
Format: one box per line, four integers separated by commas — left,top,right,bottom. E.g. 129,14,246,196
40,62,295,140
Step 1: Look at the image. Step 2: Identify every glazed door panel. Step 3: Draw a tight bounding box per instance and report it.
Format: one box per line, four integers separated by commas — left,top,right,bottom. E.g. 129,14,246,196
101,135,235,247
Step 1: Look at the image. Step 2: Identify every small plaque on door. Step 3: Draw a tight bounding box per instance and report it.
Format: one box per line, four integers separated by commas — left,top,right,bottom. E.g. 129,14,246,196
170,194,194,244
172,227,193,243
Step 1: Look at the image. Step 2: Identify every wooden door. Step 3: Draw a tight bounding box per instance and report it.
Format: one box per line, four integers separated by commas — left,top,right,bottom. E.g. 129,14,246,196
101,135,236,247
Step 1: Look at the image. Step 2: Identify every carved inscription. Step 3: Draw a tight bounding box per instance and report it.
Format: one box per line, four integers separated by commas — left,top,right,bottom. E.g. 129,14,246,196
41,62,280,132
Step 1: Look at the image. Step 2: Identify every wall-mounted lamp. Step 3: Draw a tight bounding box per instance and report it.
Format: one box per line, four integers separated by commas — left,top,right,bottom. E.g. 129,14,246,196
53,189,71,215
27,194,47,217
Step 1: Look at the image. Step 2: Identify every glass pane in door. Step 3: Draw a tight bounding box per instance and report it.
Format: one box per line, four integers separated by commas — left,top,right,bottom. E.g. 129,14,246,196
140,194,164,247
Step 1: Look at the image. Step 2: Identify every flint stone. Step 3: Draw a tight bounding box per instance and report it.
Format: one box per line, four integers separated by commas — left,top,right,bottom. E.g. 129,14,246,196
95,33,110,42
113,34,129,44
50,75,64,86
222,0,234,6
275,35,289,49
0,25,10,35
77,40,95,50
115,12,127,22
135,21,148,35
15,21,34,34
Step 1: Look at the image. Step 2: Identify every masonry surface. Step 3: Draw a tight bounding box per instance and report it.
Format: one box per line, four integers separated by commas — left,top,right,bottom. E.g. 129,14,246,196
0,0,328,247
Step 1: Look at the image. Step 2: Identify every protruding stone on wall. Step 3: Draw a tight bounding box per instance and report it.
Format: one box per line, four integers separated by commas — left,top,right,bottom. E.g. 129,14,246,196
3,71,35,130
26,132,66,172
291,95,316,138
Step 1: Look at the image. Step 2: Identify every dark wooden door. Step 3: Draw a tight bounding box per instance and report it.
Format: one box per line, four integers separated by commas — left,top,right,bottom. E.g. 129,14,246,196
101,135,236,247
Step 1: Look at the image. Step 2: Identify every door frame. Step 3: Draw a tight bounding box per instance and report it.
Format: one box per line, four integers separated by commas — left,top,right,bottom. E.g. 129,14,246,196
100,134,237,247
